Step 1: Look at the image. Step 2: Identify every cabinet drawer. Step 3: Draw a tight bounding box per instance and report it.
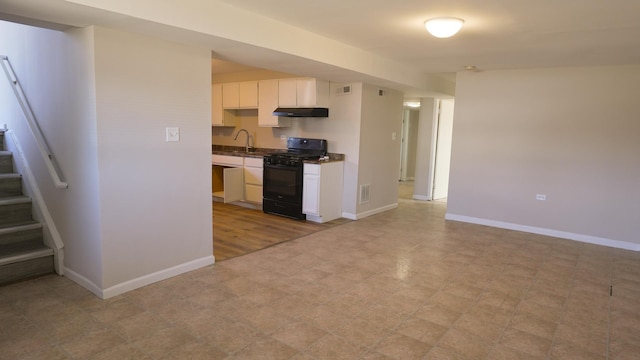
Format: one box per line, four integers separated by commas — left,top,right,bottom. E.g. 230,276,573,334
245,184,263,203
244,157,264,168
244,167,263,185
212,155,243,166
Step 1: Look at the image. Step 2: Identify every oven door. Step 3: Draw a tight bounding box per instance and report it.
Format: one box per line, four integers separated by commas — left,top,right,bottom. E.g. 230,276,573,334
263,161,307,219
263,163,303,205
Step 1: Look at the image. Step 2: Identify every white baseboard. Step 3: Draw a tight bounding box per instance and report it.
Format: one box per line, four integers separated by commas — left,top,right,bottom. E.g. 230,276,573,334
63,267,104,299
342,203,398,220
445,213,640,251
412,195,430,201
65,255,216,299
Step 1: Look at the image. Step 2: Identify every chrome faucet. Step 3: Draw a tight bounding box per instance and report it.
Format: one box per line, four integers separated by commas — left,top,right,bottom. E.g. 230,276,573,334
233,128,254,152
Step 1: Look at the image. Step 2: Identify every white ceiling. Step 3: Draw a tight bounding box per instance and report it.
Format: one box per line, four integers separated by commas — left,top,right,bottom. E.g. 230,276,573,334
2,0,640,97
212,0,640,73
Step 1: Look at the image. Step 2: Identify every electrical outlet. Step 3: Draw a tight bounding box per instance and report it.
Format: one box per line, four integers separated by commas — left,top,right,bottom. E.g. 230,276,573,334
536,194,546,201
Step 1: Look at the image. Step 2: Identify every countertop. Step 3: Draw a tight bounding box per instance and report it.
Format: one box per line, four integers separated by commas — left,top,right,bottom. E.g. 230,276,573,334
212,145,344,163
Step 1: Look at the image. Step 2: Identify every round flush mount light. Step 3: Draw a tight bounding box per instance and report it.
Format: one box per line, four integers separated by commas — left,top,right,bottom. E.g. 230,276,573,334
424,17,464,38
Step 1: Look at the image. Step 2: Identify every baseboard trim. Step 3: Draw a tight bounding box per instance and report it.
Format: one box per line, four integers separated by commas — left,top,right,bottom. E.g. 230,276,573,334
65,255,216,299
63,267,103,298
342,203,398,220
412,195,430,201
445,213,640,251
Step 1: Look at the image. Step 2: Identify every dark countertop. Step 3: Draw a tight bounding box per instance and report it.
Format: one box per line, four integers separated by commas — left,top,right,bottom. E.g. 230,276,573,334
211,145,278,158
212,145,344,162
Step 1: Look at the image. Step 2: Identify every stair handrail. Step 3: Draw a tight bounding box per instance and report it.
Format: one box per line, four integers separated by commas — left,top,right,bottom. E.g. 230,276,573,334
1,55,68,189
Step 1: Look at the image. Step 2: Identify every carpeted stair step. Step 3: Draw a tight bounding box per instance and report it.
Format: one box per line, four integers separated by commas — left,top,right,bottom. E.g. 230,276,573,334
0,196,33,225
0,151,13,173
0,242,53,285
0,173,22,197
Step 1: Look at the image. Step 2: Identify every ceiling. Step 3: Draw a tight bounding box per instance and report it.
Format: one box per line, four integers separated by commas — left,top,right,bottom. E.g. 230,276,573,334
2,0,640,97
211,0,640,72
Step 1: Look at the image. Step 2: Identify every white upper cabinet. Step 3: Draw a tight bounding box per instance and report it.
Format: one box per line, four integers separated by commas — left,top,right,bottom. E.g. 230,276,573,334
212,84,236,127
277,79,298,107
259,79,291,127
239,81,259,108
222,82,239,109
222,81,258,109
278,78,329,107
215,77,328,127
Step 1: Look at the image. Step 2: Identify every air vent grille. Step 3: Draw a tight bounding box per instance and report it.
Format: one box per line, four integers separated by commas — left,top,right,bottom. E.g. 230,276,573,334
336,84,352,95
359,184,370,204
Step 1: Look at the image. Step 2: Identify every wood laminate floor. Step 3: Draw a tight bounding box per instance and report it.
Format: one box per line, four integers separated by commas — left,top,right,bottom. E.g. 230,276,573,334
213,201,351,261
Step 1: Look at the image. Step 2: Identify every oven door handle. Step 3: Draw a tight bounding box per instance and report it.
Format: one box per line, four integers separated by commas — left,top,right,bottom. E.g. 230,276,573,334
264,163,300,169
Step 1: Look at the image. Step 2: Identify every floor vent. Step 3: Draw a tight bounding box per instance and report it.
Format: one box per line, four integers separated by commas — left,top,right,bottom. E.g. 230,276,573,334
359,184,370,204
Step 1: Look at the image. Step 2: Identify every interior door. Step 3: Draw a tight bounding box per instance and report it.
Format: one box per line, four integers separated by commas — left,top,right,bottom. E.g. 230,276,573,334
432,99,454,200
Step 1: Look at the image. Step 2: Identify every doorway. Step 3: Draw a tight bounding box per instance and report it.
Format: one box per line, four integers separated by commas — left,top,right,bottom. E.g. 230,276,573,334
431,99,455,201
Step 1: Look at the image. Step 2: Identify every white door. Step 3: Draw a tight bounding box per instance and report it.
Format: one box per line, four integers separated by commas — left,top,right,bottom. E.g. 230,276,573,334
432,99,454,200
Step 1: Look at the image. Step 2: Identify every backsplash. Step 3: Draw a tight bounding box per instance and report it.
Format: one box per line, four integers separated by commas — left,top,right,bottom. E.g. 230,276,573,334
211,110,298,149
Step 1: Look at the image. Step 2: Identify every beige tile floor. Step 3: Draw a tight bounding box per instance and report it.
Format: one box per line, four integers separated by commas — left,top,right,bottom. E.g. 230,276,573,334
1,190,640,359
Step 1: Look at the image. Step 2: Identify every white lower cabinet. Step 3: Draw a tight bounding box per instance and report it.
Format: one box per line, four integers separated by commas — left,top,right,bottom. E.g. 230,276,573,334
212,155,263,206
212,165,244,203
303,161,343,223
244,157,264,203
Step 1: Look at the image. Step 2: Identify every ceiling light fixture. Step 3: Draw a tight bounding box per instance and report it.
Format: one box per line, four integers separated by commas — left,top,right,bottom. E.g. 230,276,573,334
424,17,464,38
404,101,421,108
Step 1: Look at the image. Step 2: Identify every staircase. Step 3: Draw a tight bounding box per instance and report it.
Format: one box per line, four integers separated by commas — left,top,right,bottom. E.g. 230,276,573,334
0,129,53,285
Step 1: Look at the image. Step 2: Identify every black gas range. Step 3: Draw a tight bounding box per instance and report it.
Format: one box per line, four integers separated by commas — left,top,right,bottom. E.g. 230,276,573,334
263,138,327,220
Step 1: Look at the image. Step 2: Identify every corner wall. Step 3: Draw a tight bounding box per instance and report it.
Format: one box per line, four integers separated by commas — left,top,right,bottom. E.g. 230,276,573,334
93,26,214,295
356,84,404,217
447,65,640,250
1,21,215,298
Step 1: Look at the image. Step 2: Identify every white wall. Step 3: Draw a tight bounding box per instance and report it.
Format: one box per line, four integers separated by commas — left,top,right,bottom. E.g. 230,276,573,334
0,21,214,298
356,84,404,216
93,27,214,294
448,65,640,250
0,21,103,288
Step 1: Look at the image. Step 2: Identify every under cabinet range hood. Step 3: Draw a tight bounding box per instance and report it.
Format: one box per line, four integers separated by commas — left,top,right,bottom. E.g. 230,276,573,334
272,107,329,117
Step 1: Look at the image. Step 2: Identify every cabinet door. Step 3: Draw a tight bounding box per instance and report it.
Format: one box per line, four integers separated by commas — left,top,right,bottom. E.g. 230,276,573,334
244,184,263,203
259,79,290,127
239,81,258,108
278,79,298,107
212,84,223,126
303,174,320,215
223,167,244,203
222,82,240,109
297,78,317,107
244,166,263,185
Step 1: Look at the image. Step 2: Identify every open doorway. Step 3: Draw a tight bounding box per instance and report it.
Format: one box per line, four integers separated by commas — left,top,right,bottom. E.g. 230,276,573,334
398,108,419,198
404,98,454,202
431,99,455,201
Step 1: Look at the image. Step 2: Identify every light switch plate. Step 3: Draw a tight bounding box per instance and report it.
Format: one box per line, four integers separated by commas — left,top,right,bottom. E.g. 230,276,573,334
166,127,180,142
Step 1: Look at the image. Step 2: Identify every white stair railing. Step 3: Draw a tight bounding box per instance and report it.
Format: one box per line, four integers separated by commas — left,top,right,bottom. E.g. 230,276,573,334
1,55,68,189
